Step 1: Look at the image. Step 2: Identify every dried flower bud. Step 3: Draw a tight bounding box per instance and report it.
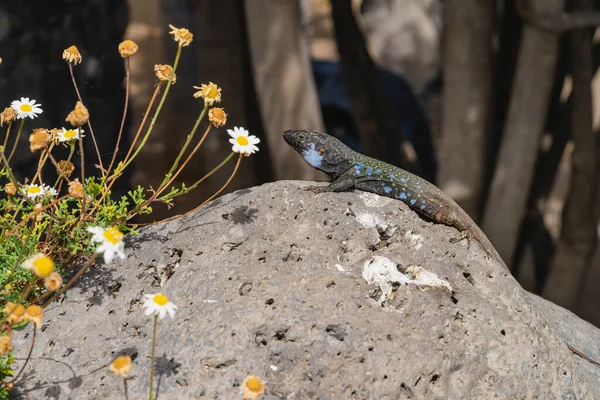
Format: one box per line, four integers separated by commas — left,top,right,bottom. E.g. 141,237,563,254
0,335,13,356
44,272,63,291
34,204,44,222
68,179,85,199
193,82,222,106
62,45,82,65
24,305,43,328
0,107,17,126
65,101,89,127
4,182,16,195
29,128,51,152
58,160,75,178
168,24,193,47
208,107,227,128
3,302,26,325
118,40,139,58
154,64,176,83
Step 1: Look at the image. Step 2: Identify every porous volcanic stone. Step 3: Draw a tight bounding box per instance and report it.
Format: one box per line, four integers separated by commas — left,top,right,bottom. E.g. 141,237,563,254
12,181,600,399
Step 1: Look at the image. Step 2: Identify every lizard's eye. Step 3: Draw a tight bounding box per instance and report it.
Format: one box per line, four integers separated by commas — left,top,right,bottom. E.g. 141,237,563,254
297,134,305,142
318,147,325,157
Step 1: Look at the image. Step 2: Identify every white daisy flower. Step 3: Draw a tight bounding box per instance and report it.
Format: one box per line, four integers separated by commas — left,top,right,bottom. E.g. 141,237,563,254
21,253,54,278
45,186,58,197
227,126,260,155
23,183,55,199
87,226,126,263
10,97,43,120
143,293,177,319
55,127,84,142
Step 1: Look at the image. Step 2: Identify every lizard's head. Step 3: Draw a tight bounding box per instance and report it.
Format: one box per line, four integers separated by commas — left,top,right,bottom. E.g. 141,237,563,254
283,129,349,174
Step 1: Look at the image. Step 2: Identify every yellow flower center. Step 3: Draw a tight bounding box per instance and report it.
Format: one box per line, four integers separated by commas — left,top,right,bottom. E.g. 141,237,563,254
20,104,32,112
64,129,77,139
28,186,41,194
33,256,54,277
236,136,249,146
246,377,263,392
153,294,168,306
207,87,217,98
112,356,131,370
103,227,124,244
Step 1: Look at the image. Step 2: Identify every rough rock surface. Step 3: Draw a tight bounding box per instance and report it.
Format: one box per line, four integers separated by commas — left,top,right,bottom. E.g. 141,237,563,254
12,181,600,399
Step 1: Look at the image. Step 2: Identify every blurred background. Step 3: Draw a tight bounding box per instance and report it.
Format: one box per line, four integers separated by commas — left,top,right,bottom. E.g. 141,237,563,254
2,0,600,326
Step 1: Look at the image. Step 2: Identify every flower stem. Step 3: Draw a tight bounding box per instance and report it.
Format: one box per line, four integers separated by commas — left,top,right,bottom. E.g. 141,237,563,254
68,63,104,178
124,378,129,400
194,153,242,207
31,142,56,185
42,253,99,309
135,153,242,226
0,145,19,187
9,324,36,383
2,121,13,149
153,124,212,200
121,83,162,169
106,57,131,178
160,104,209,188
7,119,25,163
122,45,182,171
149,314,158,400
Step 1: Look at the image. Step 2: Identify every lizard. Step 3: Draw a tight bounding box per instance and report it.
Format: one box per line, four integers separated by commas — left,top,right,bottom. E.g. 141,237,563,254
283,128,505,267
283,129,600,368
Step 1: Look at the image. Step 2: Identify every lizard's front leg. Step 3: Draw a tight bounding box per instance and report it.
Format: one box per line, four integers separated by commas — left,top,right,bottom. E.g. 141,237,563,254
305,172,356,193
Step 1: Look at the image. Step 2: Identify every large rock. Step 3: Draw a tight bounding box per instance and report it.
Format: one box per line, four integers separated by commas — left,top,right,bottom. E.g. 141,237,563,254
12,181,600,399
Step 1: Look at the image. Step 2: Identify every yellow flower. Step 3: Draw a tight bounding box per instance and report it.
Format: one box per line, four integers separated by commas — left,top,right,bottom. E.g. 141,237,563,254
0,107,17,126
118,40,139,58
3,302,26,325
22,253,54,278
208,107,227,128
44,272,63,291
63,45,82,65
110,355,133,377
143,293,177,319
242,375,265,400
29,128,51,152
193,82,222,106
4,182,16,195
168,24,193,47
59,160,75,178
0,335,13,356
24,305,43,328
154,64,176,83
68,179,85,199
11,97,43,119
65,101,89,127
